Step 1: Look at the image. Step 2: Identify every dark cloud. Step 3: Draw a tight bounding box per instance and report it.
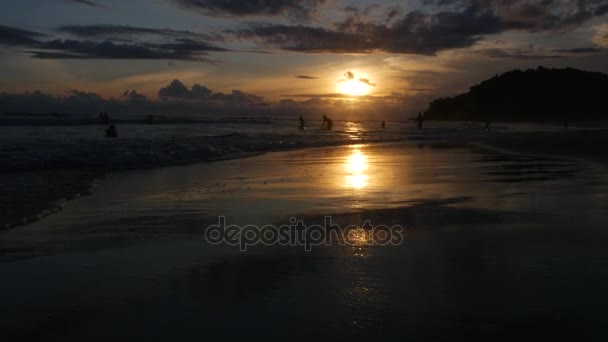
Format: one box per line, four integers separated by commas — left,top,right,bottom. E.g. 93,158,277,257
476,48,564,60
0,25,226,61
158,79,263,104
385,7,401,23
0,25,46,46
424,0,608,30
57,24,223,42
554,47,602,54
170,0,325,20
338,71,376,86
66,0,105,8
343,4,381,17
159,79,197,99
0,82,267,117
596,4,608,16
234,10,501,54
123,89,148,102
31,39,226,60
211,89,264,105
359,78,376,86
233,0,608,55
295,75,319,79
191,83,213,98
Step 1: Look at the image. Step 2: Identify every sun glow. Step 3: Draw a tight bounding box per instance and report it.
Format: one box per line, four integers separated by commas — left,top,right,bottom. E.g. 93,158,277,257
337,80,370,96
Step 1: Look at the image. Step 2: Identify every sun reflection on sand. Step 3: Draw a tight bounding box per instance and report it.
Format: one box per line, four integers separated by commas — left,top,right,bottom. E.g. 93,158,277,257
345,148,370,189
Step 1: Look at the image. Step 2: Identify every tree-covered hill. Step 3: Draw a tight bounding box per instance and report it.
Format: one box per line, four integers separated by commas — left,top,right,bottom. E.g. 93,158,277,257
424,67,608,122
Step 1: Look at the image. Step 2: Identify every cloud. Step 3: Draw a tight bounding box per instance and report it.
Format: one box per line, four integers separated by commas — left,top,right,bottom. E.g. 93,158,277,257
57,24,223,42
476,48,564,60
31,39,226,60
158,79,263,104
159,79,199,99
295,75,319,79
234,11,499,54
359,78,376,86
469,40,603,60
0,25,46,46
169,0,325,20
553,47,601,54
0,81,267,117
123,89,148,102
0,25,227,61
596,4,608,16
233,0,608,55
66,0,105,8
385,7,401,23
593,24,608,48
338,71,376,86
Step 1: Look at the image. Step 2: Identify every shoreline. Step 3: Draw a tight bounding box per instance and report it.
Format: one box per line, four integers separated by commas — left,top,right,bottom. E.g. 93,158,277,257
4,126,607,230
0,135,411,230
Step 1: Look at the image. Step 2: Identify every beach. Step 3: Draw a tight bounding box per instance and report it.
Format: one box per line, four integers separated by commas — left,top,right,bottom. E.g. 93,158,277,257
2,134,608,340
3,2,608,339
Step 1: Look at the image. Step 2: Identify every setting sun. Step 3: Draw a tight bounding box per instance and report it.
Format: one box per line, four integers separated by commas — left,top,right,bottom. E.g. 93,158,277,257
337,80,371,96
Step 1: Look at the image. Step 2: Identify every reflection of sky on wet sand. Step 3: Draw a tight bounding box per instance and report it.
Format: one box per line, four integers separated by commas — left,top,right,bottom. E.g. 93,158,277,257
67,141,607,228
4,142,608,340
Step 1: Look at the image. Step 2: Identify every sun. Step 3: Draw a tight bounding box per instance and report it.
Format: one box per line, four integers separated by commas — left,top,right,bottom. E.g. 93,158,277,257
337,80,370,96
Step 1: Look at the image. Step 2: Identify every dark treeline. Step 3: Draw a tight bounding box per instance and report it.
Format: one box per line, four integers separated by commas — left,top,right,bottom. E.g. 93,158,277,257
424,67,608,122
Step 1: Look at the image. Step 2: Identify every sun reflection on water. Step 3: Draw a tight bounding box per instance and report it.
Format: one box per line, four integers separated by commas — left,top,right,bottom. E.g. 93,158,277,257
343,122,365,140
345,148,370,189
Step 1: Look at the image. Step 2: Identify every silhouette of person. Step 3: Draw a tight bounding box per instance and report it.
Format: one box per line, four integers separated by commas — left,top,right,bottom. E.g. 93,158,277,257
381,120,386,129
102,112,110,125
322,115,333,131
485,120,491,131
416,113,424,129
105,124,118,138
298,116,306,129
146,114,154,124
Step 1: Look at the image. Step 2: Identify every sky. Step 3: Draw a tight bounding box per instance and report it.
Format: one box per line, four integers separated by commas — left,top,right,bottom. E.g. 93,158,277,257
1,0,608,118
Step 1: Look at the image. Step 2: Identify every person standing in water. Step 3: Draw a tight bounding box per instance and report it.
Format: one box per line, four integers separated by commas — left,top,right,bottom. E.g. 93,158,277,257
416,113,424,129
322,115,333,131
381,120,386,129
105,124,118,138
298,116,307,129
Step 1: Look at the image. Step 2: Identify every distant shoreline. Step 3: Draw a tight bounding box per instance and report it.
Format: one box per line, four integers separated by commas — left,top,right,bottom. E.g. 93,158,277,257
481,129,608,166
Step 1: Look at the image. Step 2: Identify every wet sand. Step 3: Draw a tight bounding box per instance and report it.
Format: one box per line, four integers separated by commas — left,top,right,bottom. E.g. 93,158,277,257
2,142,608,340
483,128,608,165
